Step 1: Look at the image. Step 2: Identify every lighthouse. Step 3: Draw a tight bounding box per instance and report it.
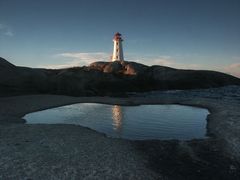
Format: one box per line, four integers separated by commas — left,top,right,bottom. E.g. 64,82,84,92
112,32,124,62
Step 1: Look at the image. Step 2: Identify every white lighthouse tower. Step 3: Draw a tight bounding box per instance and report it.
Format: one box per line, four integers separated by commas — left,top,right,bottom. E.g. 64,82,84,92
112,32,124,62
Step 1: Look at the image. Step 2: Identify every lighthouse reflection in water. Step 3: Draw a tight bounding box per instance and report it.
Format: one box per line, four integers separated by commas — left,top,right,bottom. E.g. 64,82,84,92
24,103,208,140
112,105,123,134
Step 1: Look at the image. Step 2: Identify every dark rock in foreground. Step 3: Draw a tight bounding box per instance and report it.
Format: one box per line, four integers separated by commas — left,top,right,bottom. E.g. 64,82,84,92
0,57,240,96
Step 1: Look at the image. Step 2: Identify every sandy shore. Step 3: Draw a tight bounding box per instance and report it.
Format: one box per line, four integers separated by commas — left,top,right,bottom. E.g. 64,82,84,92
0,86,240,179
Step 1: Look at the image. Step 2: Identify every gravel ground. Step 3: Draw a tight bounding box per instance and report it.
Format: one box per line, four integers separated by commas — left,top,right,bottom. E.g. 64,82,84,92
0,86,240,179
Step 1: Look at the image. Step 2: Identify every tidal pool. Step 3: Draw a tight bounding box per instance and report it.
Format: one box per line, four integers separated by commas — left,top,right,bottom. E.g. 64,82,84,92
24,103,209,140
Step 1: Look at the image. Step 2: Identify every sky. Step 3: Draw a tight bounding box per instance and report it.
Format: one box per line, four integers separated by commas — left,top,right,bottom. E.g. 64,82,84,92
0,0,240,77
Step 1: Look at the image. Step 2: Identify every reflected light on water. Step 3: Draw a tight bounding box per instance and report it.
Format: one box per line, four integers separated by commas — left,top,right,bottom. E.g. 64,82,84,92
25,103,208,140
112,105,123,132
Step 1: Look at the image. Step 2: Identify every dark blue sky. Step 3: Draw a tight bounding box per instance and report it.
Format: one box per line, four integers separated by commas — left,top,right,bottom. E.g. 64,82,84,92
0,0,240,76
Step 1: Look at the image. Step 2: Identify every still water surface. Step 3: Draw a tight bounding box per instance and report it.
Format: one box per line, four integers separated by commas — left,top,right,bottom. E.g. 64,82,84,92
24,103,209,140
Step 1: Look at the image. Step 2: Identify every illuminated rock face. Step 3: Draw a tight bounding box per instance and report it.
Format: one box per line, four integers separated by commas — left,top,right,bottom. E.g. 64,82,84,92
112,32,124,62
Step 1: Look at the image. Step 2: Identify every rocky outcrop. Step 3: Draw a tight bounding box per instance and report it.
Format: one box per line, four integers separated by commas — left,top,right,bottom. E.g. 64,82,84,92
0,57,15,69
89,61,148,75
0,57,240,96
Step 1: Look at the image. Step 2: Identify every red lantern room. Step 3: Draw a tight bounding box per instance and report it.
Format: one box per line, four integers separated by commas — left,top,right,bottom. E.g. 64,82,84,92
113,32,123,41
